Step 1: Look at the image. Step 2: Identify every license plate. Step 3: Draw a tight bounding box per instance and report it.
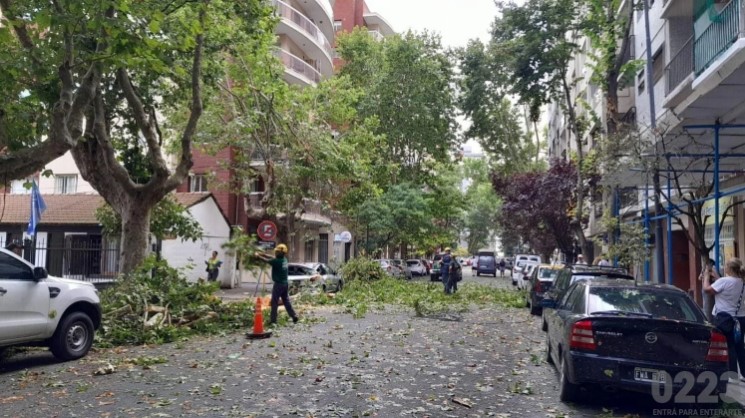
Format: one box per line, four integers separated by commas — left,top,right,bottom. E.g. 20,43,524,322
634,367,666,383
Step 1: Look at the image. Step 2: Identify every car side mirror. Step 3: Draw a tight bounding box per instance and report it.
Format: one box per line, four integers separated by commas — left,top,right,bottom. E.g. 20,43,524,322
33,266,48,281
540,298,557,309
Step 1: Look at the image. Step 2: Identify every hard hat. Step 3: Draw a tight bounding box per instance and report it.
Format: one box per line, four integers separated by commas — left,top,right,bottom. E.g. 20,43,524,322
445,247,451,252
275,244,288,253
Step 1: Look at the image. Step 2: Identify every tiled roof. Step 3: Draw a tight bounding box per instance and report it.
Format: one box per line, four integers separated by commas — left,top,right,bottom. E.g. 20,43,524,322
0,192,213,225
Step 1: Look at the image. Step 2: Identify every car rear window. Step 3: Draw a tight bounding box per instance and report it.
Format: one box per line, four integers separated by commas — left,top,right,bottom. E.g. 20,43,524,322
588,288,703,322
539,269,559,279
572,274,633,283
406,261,418,266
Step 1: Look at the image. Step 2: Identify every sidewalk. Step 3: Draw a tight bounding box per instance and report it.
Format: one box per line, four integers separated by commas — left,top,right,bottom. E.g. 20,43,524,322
215,280,271,302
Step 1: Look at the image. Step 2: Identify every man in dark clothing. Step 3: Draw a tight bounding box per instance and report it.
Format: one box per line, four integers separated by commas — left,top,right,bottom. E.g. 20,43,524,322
255,244,299,325
441,247,454,294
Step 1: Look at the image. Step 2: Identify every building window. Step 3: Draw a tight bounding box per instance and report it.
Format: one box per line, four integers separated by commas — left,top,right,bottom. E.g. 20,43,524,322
10,178,32,194
318,234,329,264
304,239,315,262
334,20,343,32
55,175,77,194
652,46,665,84
189,174,208,192
637,69,646,94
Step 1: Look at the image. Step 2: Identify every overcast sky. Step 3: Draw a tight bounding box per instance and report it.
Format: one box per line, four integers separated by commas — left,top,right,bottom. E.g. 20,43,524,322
364,0,498,49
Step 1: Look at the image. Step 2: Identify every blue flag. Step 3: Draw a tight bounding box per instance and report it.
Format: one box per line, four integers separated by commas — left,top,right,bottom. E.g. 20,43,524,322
27,180,47,236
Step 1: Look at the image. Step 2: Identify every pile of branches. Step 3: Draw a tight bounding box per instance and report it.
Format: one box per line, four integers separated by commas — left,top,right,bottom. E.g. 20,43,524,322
97,257,252,347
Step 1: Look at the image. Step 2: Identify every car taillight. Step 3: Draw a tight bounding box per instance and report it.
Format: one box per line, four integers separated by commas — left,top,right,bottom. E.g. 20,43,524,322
569,320,596,350
706,330,729,363
534,280,543,293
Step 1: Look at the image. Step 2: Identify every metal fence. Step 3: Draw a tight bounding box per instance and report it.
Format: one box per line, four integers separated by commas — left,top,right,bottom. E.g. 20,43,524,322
2,237,120,283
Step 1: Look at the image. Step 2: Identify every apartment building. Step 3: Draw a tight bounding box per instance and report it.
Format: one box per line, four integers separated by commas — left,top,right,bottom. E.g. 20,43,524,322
549,0,745,303
182,0,395,266
546,0,637,254
274,0,335,87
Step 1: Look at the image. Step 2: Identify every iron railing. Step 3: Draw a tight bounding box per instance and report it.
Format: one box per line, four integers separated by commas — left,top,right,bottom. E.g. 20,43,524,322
274,48,322,84
2,237,120,283
666,36,693,95
273,0,333,59
368,30,384,41
694,0,741,75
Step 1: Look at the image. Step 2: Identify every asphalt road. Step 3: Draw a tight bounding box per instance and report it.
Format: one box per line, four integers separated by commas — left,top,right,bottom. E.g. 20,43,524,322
0,270,742,417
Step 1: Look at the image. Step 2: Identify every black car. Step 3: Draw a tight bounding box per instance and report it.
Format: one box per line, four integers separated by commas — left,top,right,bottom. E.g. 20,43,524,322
543,280,729,402
526,264,561,315
541,265,634,332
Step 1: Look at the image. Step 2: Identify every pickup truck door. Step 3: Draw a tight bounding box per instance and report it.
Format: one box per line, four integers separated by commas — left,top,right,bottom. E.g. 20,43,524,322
0,252,50,342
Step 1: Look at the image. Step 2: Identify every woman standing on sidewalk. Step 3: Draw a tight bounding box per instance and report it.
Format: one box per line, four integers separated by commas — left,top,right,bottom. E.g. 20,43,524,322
255,244,299,325
704,258,745,379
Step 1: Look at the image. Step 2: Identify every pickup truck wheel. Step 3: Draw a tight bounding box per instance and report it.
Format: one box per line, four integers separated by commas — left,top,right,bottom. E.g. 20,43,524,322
50,311,94,361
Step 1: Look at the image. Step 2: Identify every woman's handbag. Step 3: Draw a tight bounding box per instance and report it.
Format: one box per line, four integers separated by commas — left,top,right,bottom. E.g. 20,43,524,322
713,280,745,340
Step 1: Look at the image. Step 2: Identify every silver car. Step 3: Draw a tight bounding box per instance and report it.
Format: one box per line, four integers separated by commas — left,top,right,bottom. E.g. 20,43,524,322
287,263,342,293
406,259,427,276
303,262,344,292
377,259,405,278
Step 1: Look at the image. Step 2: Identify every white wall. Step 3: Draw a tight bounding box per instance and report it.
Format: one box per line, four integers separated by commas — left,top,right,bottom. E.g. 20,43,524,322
160,197,234,285
633,0,667,130
38,152,97,194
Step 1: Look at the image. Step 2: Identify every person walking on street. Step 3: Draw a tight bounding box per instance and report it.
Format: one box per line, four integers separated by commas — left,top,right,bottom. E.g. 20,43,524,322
441,247,454,294
701,258,719,322
498,259,506,277
576,254,587,265
704,258,745,379
449,258,461,293
255,244,299,325
205,251,223,282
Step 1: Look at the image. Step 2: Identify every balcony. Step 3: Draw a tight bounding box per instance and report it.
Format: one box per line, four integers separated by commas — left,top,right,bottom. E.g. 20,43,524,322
246,192,332,225
274,48,322,86
661,0,694,18
664,36,694,107
368,30,384,42
694,0,741,75
296,0,335,41
274,0,334,76
363,12,395,35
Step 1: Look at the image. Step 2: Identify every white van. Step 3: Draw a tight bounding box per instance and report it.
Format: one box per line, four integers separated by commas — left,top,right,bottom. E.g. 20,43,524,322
511,254,542,285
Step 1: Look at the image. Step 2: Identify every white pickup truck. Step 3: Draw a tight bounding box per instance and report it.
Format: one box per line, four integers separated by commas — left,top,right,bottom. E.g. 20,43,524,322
0,248,101,361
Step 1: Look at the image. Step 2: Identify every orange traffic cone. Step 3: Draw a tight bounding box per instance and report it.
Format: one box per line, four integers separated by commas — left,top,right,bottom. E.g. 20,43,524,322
246,297,272,339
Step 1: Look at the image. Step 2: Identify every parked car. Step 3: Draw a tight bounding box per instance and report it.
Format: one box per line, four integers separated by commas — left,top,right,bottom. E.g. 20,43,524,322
525,264,561,315
516,263,538,290
391,259,413,280
543,279,728,402
431,254,442,281
541,265,635,332
512,254,542,285
476,251,497,277
376,259,405,279
512,260,538,285
406,259,428,277
420,259,431,275
0,248,102,361
303,263,343,292
287,263,322,293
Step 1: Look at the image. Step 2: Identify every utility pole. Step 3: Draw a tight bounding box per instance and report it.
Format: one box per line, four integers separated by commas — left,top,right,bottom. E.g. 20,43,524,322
642,0,665,283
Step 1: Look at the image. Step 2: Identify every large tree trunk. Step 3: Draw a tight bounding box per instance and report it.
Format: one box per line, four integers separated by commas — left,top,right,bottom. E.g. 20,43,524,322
72,12,204,276
120,202,153,274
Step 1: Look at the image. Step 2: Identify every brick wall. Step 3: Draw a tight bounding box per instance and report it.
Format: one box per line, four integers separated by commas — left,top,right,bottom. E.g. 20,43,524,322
178,147,238,224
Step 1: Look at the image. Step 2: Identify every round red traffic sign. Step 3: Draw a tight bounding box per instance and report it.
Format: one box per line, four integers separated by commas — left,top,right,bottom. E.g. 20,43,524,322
257,220,277,241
